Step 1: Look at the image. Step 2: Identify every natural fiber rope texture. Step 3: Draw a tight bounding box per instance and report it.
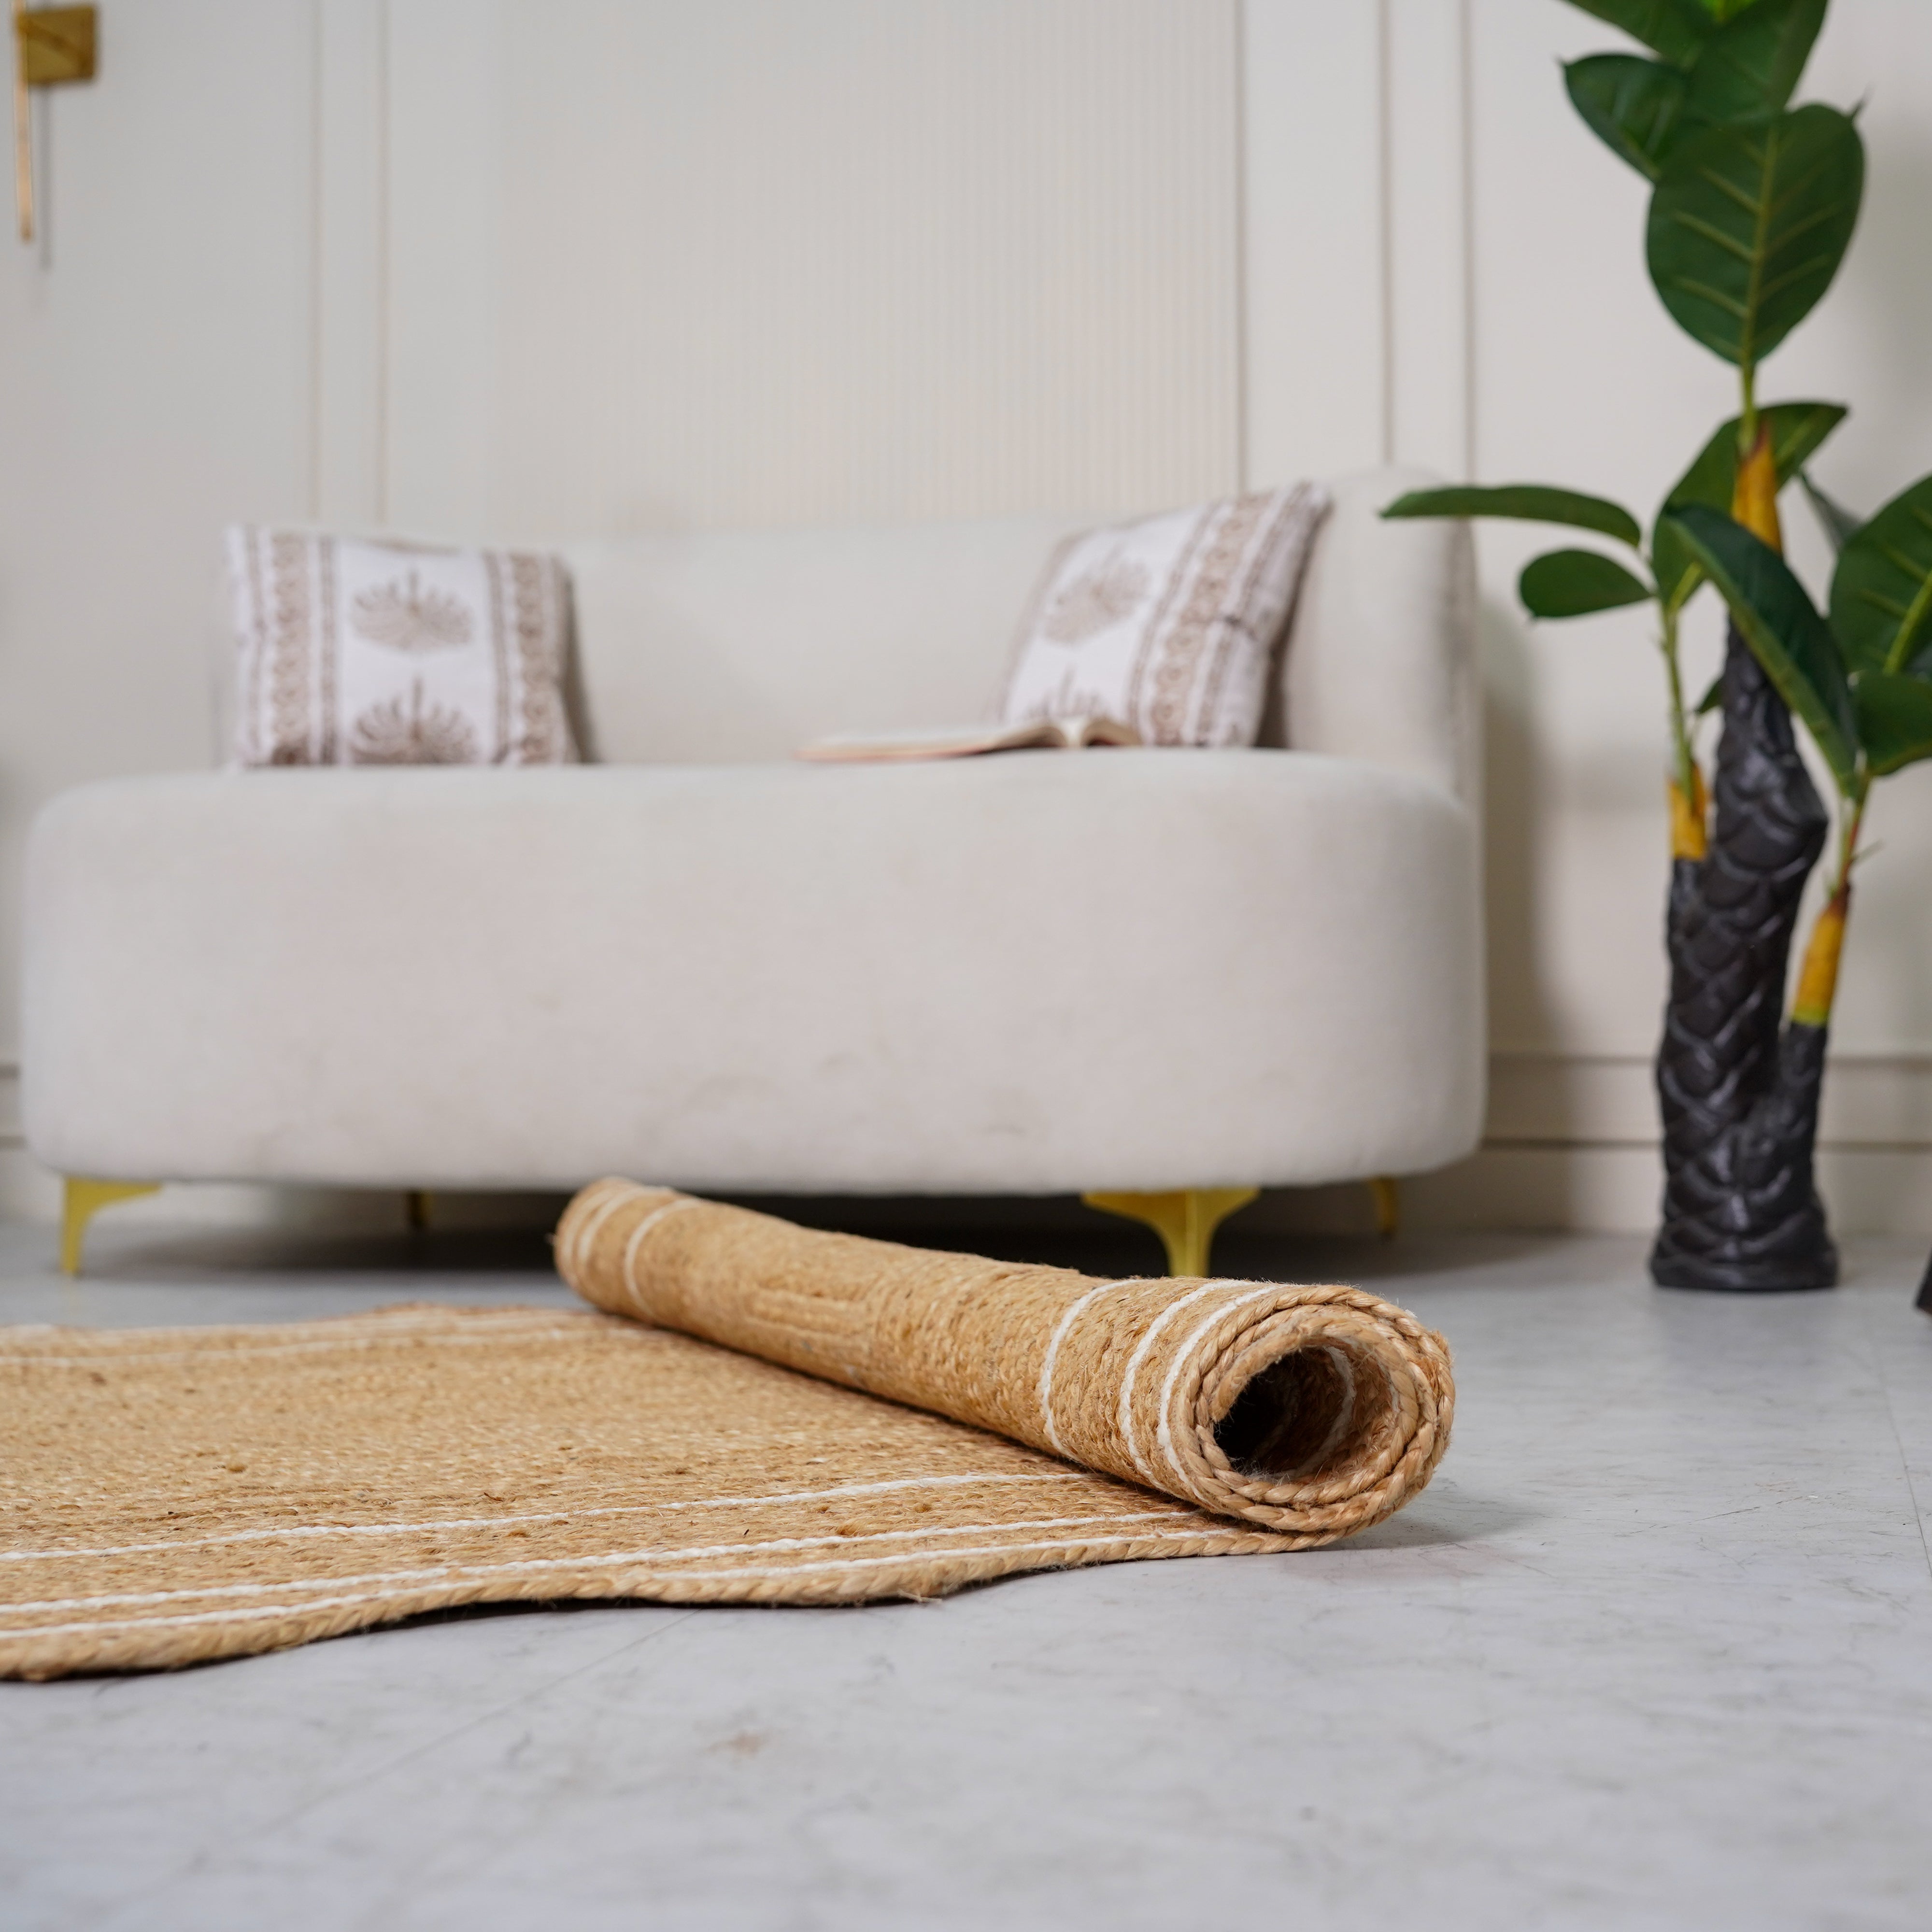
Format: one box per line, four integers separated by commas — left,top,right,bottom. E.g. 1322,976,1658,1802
0,1186,1452,1679
559,1183,1453,1538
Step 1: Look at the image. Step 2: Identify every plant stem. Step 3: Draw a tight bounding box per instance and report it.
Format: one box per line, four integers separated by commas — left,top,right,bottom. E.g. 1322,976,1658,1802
1829,779,1867,905
1658,599,1707,859
1661,602,1695,796
1739,358,1758,454
1791,779,1868,1028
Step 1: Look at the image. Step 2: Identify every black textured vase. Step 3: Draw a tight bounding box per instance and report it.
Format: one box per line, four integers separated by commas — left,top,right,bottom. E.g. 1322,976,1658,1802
1650,629,1838,1291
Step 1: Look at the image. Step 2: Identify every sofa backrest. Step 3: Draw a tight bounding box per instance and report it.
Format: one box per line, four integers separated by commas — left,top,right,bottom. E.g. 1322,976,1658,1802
202,469,1477,798
1274,465,1480,810
561,465,1477,807
559,514,1086,767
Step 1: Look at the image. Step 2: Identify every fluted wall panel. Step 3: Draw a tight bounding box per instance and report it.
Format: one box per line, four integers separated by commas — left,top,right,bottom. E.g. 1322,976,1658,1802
383,0,1240,541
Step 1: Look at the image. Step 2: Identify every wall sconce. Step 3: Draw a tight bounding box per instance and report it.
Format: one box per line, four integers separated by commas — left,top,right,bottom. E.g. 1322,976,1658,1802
13,1,96,242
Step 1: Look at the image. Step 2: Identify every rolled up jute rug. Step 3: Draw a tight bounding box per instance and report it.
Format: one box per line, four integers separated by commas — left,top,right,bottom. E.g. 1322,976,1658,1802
0,1183,1452,1679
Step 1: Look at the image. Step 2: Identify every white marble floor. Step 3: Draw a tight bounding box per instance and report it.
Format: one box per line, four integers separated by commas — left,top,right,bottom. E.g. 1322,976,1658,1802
3,1217,1931,1932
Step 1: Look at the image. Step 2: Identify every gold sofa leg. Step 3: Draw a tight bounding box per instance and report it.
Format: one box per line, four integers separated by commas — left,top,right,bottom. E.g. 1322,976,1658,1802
61,1179,161,1277
1082,1187,1259,1278
405,1190,432,1232
1369,1175,1401,1240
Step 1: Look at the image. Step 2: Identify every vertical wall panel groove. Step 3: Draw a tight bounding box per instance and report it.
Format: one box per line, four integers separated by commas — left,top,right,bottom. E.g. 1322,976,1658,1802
313,0,386,528
1376,0,1395,467
1239,0,1386,485
1458,0,1477,482
1386,0,1470,481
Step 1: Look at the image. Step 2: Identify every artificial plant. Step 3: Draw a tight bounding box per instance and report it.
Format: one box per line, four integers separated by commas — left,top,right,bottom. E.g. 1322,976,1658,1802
1386,0,1932,1291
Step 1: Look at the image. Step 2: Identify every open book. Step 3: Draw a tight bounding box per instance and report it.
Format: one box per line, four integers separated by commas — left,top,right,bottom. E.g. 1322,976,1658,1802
798,715,1141,763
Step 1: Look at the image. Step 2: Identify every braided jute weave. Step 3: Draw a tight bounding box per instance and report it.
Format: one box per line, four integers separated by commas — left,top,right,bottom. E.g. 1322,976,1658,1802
0,1183,1453,1678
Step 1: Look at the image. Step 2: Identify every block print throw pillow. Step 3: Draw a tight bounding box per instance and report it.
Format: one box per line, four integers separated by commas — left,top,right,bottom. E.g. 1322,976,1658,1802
226,528,578,767
997,483,1329,747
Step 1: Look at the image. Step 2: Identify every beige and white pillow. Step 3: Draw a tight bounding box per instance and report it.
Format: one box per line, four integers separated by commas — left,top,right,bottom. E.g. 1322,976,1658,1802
226,528,578,767
997,484,1329,747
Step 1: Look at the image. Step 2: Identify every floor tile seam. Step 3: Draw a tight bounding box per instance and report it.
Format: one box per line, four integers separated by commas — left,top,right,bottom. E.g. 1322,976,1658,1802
71,1605,709,1927
1858,1289,1932,1588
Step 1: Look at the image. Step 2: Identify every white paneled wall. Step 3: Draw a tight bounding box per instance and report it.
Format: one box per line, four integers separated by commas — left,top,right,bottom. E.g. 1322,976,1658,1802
1248,0,1932,1234
0,0,1928,1230
1240,1,1385,482
372,0,1240,540
1467,0,1932,1230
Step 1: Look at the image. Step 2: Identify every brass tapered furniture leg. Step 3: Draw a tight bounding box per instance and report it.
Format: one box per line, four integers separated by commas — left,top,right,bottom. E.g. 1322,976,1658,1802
60,1179,160,1277
1082,1187,1259,1278
1369,1176,1401,1240
405,1190,432,1232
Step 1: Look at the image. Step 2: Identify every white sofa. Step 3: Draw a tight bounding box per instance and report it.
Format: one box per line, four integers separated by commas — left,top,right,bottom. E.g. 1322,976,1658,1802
23,468,1483,1262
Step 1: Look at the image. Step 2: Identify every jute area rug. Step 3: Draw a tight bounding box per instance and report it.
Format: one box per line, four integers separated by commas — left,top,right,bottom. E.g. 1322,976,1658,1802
0,1183,1454,1679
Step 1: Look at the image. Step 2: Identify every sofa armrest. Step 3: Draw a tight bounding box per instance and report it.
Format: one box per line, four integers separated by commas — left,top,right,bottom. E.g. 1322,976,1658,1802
1264,465,1480,813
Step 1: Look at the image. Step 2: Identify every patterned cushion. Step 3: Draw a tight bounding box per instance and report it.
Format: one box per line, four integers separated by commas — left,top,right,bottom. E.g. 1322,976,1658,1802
225,528,578,767
995,484,1329,747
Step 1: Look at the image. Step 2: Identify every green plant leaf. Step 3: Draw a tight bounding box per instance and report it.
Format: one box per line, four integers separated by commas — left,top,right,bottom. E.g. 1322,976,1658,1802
1665,502,1859,792
1829,473,1932,678
1855,671,1932,775
1799,470,1862,553
1382,485,1642,548
1647,105,1865,368
1685,0,1826,124
1519,549,1655,618
1695,672,1725,713
1563,0,1714,69
1650,399,1848,610
1566,56,1708,179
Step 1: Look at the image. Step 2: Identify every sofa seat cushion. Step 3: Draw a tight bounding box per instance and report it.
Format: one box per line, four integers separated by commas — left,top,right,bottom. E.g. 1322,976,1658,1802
22,753,1482,1193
